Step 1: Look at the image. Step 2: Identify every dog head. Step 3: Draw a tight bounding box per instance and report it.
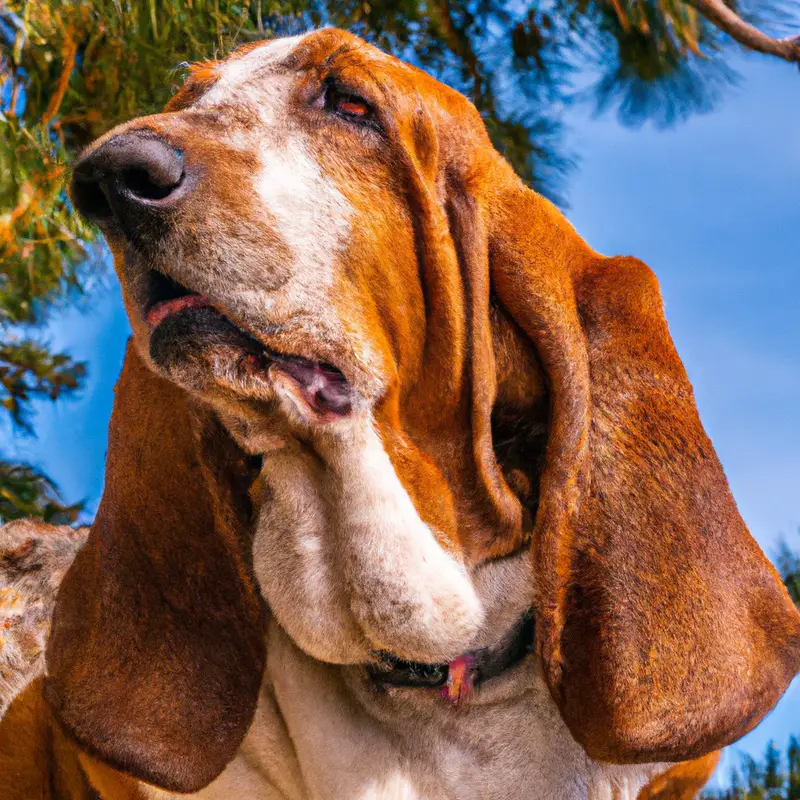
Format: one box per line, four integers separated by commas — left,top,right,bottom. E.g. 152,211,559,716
48,29,800,793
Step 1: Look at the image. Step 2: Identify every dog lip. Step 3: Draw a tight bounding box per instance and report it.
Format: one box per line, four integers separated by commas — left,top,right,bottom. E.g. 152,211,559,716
271,357,353,418
147,299,354,419
146,294,212,329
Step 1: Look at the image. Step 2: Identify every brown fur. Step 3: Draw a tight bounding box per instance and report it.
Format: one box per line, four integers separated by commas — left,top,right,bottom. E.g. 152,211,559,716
0,29,798,798
44,346,266,792
0,676,152,799
638,753,721,799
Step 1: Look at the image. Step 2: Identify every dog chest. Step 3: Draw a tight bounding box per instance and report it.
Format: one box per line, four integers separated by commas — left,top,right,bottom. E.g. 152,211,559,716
166,622,663,800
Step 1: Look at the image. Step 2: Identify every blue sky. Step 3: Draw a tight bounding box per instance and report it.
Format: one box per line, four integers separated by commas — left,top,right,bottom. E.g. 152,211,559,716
6,46,799,785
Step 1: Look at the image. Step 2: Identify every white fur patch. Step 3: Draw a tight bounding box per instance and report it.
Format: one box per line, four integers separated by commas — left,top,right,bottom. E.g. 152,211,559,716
191,35,356,360
196,32,353,289
151,622,666,800
160,30,369,391
254,139,352,297
201,34,309,106
252,413,483,665
324,418,483,661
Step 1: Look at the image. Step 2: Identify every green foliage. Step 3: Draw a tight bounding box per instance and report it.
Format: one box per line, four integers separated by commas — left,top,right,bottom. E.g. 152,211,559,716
0,338,86,433
565,0,737,127
789,737,800,800
766,742,785,792
777,534,800,605
0,458,81,523
0,332,86,522
0,119,98,327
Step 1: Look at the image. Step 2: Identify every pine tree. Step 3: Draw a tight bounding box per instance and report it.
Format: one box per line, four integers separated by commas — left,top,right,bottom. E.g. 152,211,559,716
0,336,85,521
730,767,745,800
777,536,800,605
764,741,784,798
788,737,800,800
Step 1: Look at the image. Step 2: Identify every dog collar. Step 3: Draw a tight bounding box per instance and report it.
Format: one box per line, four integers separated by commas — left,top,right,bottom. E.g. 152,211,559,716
367,612,534,705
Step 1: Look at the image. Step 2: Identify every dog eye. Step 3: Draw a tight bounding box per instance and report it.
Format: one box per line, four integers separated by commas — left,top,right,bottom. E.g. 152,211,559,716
324,85,373,124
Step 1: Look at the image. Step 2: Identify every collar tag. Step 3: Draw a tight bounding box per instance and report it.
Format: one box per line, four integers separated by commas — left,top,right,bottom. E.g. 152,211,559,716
441,653,477,706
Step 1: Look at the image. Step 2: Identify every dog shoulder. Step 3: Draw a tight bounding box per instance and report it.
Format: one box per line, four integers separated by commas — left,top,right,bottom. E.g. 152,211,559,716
0,677,88,799
0,677,149,799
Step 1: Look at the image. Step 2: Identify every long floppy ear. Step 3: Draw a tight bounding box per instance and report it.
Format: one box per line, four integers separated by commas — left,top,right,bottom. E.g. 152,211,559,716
483,176,800,763
44,343,266,792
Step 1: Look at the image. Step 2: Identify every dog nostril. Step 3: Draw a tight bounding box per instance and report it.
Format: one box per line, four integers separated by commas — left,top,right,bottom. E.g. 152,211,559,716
121,166,184,201
71,175,113,223
70,133,186,226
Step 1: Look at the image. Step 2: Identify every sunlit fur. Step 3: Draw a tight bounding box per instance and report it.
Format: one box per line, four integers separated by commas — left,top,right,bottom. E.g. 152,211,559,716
2,28,798,800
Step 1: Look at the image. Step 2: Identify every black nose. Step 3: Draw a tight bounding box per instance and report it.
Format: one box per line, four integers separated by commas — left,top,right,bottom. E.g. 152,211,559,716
71,133,186,227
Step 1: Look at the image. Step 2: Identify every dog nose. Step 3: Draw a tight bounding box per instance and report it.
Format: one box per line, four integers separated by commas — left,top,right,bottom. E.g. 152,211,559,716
71,133,185,227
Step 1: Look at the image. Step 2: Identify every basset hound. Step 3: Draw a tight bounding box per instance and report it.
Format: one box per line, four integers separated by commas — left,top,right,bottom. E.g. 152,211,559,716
1,28,798,800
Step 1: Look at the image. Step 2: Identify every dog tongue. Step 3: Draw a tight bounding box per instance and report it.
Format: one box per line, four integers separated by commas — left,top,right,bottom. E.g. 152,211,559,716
276,358,352,417
147,295,211,329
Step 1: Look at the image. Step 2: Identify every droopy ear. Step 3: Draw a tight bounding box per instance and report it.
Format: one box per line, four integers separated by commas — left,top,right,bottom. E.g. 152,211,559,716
486,179,800,763
44,342,266,792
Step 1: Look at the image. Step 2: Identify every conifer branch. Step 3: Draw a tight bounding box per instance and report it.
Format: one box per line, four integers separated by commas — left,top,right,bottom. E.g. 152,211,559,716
686,0,800,65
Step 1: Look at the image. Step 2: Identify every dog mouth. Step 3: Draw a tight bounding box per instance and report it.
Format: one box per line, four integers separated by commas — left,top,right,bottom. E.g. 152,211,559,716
143,269,353,420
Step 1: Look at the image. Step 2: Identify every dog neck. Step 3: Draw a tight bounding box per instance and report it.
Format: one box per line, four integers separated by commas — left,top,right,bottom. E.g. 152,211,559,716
143,617,666,800
173,412,666,800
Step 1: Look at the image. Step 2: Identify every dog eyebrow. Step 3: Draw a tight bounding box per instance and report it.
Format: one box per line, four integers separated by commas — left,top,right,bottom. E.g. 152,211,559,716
166,61,221,111
321,44,357,70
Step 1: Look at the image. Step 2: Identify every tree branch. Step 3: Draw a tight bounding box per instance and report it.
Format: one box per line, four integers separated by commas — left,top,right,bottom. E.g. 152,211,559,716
41,37,78,128
686,0,800,64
